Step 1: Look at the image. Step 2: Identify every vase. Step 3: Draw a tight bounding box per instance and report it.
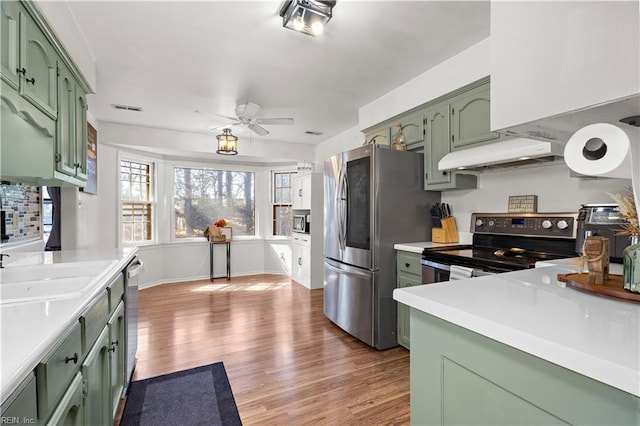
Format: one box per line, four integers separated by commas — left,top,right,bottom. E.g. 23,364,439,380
391,124,406,151
623,236,640,293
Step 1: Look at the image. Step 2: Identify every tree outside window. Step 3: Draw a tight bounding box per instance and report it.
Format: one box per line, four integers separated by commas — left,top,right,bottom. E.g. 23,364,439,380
121,160,153,244
174,167,255,238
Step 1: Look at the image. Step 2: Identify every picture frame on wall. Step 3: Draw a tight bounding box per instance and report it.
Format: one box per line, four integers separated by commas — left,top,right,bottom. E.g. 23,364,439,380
81,122,98,195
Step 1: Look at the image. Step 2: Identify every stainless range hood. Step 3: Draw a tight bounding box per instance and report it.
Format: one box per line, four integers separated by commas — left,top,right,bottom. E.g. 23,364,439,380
438,138,564,171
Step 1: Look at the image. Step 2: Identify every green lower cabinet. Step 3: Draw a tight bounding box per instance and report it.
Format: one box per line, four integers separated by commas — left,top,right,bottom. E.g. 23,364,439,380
396,251,422,350
46,372,84,426
108,301,126,417
410,309,640,425
81,326,111,426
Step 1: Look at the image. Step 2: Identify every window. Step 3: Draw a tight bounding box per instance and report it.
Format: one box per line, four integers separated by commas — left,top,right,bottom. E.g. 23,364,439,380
121,160,153,244
174,167,255,238
272,171,295,236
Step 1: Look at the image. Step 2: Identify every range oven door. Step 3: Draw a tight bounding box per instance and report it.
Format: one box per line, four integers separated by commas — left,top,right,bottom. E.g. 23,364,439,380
421,259,502,284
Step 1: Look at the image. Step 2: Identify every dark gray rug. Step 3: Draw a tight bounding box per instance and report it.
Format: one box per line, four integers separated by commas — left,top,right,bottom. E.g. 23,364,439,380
120,362,242,426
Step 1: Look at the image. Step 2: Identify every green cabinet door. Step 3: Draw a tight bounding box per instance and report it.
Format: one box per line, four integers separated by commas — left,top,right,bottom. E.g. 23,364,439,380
1,1,21,90
0,373,37,424
21,9,57,119
396,110,425,148
450,82,499,151
108,302,126,418
74,89,88,180
363,124,391,146
46,372,84,426
56,61,76,177
424,102,452,187
81,326,111,426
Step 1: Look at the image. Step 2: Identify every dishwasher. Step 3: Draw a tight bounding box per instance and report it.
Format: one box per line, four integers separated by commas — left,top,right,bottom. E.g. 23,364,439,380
124,256,144,393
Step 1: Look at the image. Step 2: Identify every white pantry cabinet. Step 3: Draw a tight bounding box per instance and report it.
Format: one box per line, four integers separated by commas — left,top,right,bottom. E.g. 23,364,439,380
491,1,640,138
292,172,312,210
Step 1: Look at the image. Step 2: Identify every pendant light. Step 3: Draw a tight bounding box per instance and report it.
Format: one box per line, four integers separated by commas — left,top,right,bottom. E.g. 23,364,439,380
216,128,238,155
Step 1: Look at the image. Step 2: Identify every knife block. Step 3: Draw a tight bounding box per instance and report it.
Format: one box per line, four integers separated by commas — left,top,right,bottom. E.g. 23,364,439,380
432,217,459,243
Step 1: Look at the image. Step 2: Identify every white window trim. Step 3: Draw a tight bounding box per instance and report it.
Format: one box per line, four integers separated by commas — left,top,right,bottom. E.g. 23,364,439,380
270,167,297,238
118,152,157,247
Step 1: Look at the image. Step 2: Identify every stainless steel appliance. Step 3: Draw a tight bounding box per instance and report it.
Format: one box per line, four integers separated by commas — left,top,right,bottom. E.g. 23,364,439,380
576,204,632,263
324,144,439,349
422,212,578,283
293,214,310,233
124,256,143,393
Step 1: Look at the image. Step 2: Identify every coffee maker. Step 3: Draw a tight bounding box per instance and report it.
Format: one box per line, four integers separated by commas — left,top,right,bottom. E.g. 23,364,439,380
576,204,633,263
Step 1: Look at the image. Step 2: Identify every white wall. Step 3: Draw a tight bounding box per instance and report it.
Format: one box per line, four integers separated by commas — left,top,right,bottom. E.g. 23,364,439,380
359,38,491,131
441,163,632,233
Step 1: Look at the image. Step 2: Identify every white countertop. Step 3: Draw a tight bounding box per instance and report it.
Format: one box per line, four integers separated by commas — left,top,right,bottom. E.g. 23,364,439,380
394,260,640,397
0,248,138,399
394,232,473,254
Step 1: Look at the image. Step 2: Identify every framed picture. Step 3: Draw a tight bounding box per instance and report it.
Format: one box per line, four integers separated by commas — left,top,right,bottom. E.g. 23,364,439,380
220,227,232,241
81,122,98,195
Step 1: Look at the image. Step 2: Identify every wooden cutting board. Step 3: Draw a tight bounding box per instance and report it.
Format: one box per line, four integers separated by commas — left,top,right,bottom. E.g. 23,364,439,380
557,273,640,302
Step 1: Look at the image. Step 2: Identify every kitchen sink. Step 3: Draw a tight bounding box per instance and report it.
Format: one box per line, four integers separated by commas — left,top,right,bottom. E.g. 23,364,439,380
0,276,91,305
0,260,117,284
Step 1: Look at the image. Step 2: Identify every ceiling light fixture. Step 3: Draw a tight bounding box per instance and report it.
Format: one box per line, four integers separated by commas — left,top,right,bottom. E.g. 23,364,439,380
278,0,336,37
216,128,238,155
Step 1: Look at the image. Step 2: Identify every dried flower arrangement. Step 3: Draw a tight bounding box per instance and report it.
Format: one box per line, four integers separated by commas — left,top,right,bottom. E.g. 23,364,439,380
608,186,639,237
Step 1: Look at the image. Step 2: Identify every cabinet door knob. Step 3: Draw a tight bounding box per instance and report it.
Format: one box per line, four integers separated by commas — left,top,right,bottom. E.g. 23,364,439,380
298,189,303,197
65,353,79,364
298,257,302,266
405,263,410,268
16,68,26,75
25,77,35,85
442,171,448,176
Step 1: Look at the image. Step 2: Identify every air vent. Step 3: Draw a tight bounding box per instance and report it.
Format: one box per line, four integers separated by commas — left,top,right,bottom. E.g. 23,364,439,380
112,104,143,112
305,131,323,136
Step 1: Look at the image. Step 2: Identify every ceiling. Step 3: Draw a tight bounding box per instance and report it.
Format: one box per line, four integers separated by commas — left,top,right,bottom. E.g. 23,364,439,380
64,1,490,151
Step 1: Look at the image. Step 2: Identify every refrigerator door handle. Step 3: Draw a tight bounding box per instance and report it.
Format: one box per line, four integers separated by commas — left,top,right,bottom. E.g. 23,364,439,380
325,259,371,278
336,165,347,251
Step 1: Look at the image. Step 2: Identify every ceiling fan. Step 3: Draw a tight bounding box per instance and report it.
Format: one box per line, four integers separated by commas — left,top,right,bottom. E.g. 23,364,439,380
199,102,294,136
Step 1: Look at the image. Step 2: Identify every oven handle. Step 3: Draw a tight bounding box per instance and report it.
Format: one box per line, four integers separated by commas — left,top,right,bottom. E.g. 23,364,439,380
421,259,503,277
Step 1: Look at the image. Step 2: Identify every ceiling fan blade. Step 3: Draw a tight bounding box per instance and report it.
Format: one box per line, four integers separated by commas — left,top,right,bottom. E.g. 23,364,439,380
255,118,294,125
196,110,237,122
235,102,261,120
248,123,269,136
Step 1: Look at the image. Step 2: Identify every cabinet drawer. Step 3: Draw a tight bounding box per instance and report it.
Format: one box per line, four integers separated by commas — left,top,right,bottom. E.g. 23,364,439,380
36,322,82,417
1,372,37,423
397,252,421,277
81,291,109,355
107,273,124,312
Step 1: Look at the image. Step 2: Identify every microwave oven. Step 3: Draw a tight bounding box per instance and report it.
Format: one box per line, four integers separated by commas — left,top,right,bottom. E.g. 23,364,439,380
293,214,310,233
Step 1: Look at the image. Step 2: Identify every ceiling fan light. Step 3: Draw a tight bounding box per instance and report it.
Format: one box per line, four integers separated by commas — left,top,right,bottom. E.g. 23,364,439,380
216,128,238,155
310,21,323,35
278,0,335,37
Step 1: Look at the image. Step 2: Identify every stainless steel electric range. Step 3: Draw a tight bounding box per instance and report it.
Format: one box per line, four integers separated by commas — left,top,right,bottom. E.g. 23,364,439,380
421,212,579,284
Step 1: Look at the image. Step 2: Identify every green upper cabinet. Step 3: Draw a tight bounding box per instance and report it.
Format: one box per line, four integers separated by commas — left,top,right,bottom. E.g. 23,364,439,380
74,90,88,180
21,6,57,119
1,1,21,90
424,103,451,187
363,124,391,147
57,61,76,177
423,98,477,191
395,110,425,149
450,82,499,151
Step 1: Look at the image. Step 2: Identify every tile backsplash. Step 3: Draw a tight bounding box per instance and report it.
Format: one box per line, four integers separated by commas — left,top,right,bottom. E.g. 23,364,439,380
1,184,41,243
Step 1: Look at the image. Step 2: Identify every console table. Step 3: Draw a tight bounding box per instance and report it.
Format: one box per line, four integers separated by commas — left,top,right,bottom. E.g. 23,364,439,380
209,240,231,281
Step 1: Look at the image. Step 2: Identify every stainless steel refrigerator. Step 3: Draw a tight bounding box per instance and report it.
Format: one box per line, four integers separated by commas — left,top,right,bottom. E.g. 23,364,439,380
324,144,440,349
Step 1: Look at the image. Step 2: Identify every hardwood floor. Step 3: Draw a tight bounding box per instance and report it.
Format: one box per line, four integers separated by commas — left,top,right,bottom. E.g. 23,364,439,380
122,274,410,425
